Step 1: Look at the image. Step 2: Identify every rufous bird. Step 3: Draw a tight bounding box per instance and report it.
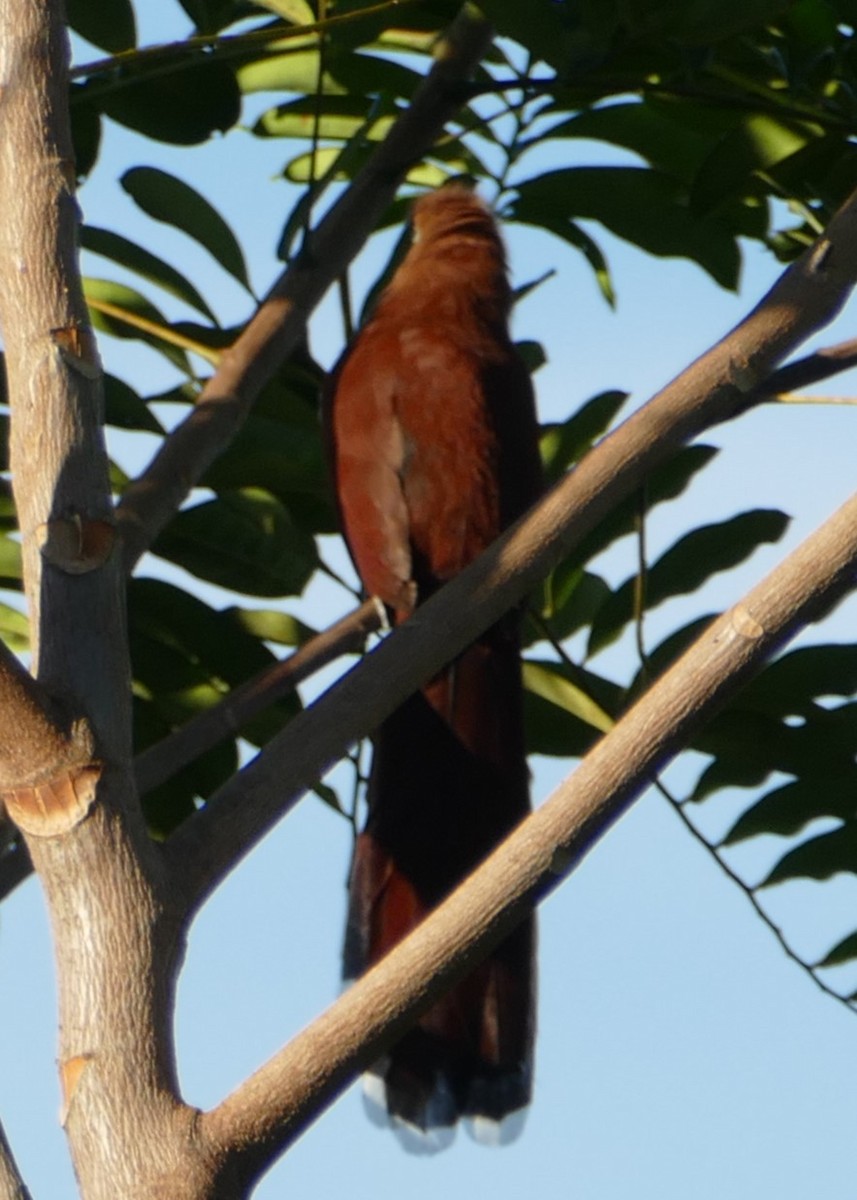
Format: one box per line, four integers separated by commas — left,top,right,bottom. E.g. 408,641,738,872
326,185,542,1147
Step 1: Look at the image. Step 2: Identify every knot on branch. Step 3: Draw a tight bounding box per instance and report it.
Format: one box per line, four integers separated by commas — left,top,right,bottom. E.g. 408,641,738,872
50,323,101,380
3,760,101,836
729,604,765,641
36,514,116,573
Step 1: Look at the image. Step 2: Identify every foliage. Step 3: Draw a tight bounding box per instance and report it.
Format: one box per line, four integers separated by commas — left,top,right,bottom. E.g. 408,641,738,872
3,0,855,1005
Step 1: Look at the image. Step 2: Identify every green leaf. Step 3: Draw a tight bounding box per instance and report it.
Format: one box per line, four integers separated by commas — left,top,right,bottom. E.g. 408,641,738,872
531,567,612,646
0,535,23,586
539,390,629,483
739,644,857,716
202,413,328,515
143,745,236,837
817,930,857,969
769,136,857,208
509,212,615,304
327,0,457,44
144,381,200,410
724,774,857,844
202,368,333,531
478,0,606,72
523,660,615,733
588,509,790,655
109,459,130,494
312,781,347,816
691,713,797,800
523,659,621,757
538,100,719,183
515,340,547,375
569,445,720,574
69,91,102,180
512,168,742,289
67,0,136,51
153,489,319,598
130,576,283,692
283,147,457,189
128,576,301,768
0,603,29,653
256,0,315,20
239,46,422,99
83,278,191,374
621,0,793,45
81,226,219,324
226,608,316,646
513,270,558,307
238,49,340,97
122,167,252,293
692,704,857,803
133,699,199,833
175,0,251,34
103,374,164,434
324,48,424,101
273,98,391,259
88,59,241,146
691,115,823,215
253,94,398,141
762,822,857,888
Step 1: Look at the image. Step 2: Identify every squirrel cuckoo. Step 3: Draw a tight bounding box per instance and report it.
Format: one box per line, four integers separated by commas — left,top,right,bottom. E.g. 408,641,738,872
326,186,542,1143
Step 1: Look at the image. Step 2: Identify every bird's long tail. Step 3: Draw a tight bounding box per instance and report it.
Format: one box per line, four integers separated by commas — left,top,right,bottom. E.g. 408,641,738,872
343,628,535,1139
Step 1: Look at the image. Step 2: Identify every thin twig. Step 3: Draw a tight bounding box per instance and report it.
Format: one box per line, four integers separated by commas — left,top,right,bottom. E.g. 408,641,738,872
655,778,857,1012
772,392,857,405
135,599,381,796
756,336,857,396
526,607,585,674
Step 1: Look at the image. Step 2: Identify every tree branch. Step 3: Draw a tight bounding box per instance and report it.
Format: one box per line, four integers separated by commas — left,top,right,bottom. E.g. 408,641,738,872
115,5,495,572
0,4,204,1195
0,1121,31,1200
84,296,857,834
164,185,857,912
198,486,857,1183
0,599,382,901
753,335,857,399
135,599,381,795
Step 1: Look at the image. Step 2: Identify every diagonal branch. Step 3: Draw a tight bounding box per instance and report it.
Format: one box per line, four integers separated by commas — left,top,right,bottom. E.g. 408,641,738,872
198,487,857,1184
0,599,381,899
115,6,495,572
134,599,381,795
0,1120,31,1200
163,185,857,912
752,335,857,399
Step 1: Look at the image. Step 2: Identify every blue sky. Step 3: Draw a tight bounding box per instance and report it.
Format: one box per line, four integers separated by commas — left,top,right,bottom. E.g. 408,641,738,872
1,4,856,1196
